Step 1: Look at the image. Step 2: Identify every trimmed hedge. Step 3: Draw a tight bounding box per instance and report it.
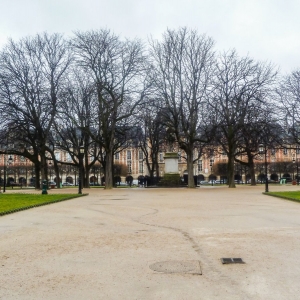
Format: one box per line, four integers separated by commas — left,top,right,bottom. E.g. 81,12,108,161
158,173,181,187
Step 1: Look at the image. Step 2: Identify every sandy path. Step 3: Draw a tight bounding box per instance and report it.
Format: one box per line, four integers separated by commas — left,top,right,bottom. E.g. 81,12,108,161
1,185,300,299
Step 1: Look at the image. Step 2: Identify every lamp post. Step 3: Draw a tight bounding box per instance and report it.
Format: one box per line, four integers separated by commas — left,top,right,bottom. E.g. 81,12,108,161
3,155,13,193
78,144,84,194
259,144,269,192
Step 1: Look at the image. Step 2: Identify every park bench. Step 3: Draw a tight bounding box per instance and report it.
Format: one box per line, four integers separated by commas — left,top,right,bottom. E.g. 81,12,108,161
10,183,23,189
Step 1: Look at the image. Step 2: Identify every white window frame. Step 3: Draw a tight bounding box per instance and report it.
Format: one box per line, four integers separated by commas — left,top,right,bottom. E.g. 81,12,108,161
139,161,143,173
127,150,131,160
198,160,202,172
127,161,132,173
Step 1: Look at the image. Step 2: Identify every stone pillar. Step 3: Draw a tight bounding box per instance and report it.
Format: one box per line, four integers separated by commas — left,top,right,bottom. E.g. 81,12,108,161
160,152,180,187
164,152,179,174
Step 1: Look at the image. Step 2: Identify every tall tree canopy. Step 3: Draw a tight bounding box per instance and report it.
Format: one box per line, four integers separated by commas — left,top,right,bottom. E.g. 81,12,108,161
150,28,215,187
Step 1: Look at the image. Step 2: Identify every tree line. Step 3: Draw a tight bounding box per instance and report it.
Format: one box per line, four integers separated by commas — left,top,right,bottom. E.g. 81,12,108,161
0,27,298,189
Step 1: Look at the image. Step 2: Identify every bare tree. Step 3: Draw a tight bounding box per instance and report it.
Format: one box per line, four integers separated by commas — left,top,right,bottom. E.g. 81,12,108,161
233,104,283,186
209,50,277,188
278,70,300,144
54,66,101,188
149,27,215,188
71,29,147,189
0,33,72,188
136,98,166,180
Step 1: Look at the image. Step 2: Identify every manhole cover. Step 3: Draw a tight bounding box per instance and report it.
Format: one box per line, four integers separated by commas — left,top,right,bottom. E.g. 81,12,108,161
221,258,245,264
149,260,202,274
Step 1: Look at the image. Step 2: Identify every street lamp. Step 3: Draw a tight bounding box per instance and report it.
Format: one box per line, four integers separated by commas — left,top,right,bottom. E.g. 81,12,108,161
259,144,269,192
78,144,84,194
3,155,13,193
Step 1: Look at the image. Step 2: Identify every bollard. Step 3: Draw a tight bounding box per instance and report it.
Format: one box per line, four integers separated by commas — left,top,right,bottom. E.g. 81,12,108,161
42,180,48,194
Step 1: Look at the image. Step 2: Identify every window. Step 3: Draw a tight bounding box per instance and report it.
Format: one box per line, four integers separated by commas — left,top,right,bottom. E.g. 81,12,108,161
138,150,143,160
283,148,288,155
139,161,143,173
20,156,26,162
198,160,202,172
8,155,14,164
66,153,72,162
127,150,131,160
115,153,120,160
271,148,276,156
127,161,132,173
297,147,300,155
159,152,163,162
209,159,214,167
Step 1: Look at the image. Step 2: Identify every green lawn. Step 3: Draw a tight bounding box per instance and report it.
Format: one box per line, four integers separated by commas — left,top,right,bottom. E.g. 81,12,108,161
265,191,300,202
0,194,86,216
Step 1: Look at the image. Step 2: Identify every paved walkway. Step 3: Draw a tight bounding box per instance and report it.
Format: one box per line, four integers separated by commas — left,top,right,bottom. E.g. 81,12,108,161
1,185,300,299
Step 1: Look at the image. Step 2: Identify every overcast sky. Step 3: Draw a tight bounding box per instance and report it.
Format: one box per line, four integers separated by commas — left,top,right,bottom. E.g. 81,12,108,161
0,0,299,74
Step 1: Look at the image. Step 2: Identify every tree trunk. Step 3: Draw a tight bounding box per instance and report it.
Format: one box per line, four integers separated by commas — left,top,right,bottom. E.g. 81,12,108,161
227,128,236,188
83,155,89,188
53,160,61,188
35,163,41,189
187,149,195,188
249,158,257,186
40,152,47,183
228,151,236,188
105,150,113,189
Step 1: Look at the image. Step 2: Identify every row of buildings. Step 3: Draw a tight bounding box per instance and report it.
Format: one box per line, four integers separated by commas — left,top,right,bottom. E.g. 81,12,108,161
0,144,299,186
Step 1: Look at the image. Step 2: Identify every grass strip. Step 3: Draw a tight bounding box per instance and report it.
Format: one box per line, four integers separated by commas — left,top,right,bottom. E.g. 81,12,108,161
0,193,88,216
263,191,300,203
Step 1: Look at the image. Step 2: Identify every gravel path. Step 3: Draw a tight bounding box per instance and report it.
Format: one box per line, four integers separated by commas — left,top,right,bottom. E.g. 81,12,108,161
1,185,300,299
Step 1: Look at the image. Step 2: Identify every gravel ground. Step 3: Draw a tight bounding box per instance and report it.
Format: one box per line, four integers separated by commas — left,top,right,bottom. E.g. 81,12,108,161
1,184,300,299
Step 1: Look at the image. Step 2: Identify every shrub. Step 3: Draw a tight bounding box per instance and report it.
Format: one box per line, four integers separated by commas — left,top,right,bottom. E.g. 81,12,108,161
158,173,181,187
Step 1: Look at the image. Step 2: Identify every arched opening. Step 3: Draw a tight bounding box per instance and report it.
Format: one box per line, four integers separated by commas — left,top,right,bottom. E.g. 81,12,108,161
209,174,216,181
66,176,73,184
7,177,14,186
113,175,121,186
53,177,61,184
245,174,251,183
281,173,292,182
18,177,26,185
257,173,265,182
234,174,242,183
89,176,97,184
137,175,145,186
29,177,36,187
197,174,204,182
220,175,227,184
270,173,278,181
